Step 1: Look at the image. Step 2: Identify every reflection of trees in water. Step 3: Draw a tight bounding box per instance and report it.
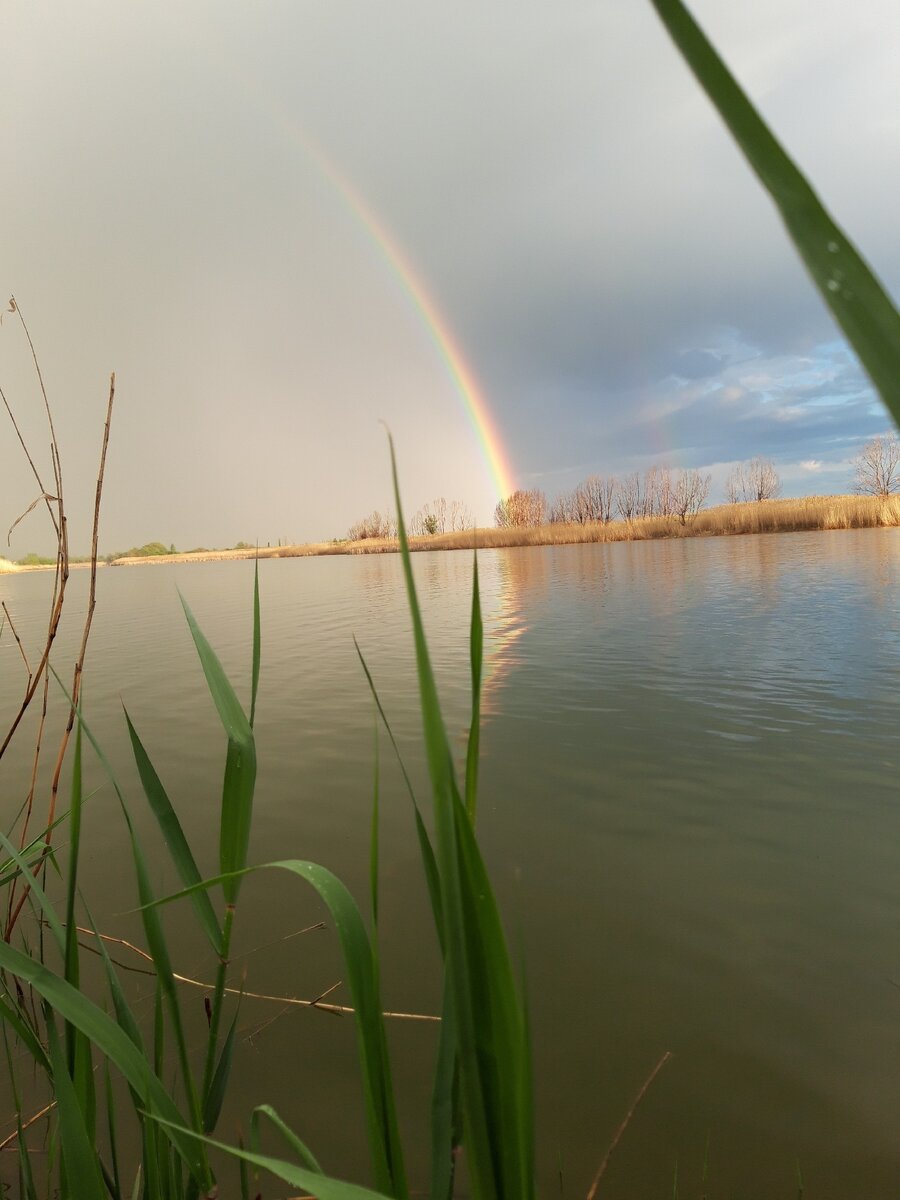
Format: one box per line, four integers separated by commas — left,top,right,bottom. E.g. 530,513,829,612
480,549,538,719
823,526,900,611
720,534,783,613
481,545,615,716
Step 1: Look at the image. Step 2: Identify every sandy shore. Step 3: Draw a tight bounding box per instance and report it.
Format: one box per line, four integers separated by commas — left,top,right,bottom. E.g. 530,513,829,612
109,544,338,566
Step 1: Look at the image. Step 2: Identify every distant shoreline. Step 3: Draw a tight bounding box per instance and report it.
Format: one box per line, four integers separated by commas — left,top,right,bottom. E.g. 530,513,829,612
3,494,898,575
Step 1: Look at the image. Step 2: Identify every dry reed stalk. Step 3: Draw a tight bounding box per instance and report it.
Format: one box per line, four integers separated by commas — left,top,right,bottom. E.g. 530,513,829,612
1,300,116,939
74,926,440,1022
585,1050,673,1200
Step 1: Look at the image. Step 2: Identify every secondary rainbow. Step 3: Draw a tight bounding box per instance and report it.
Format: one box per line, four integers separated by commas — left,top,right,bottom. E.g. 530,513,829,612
299,132,516,501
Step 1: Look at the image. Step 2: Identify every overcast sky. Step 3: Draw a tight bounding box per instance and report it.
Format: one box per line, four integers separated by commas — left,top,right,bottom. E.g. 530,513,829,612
2,0,898,553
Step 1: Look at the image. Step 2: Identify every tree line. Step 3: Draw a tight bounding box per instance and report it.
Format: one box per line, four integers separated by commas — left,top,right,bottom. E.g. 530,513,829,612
496,464,715,528
346,497,474,541
345,438,900,540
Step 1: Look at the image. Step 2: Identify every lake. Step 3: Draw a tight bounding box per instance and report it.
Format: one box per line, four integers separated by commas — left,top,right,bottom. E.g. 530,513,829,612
2,528,899,1198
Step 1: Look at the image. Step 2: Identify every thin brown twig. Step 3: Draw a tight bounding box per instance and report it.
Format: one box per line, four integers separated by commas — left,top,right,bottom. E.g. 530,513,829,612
585,1050,673,1200
14,299,62,504
7,493,58,546
46,373,115,823
74,926,439,1022
0,1100,57,1152
1,601,31,678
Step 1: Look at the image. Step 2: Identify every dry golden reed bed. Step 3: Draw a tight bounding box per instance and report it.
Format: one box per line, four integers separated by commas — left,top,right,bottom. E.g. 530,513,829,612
363,493,900,553
99,493,900,567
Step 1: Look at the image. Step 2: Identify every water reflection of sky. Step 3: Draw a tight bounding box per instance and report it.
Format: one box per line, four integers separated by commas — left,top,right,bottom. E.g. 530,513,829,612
477,528,900,743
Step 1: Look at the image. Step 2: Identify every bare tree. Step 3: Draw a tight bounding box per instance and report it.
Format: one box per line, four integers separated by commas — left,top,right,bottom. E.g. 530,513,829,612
726,458,780,502
573,475,617,524
644,464,676,517
599,475,618,523
853,436,900,497
347,511,394,540
549,492,573,523
673,468,711,524
448,499,474,532
725,462,747,504
746,456,781,501
409,498,474,536
617,472,642,522
494,488,547,528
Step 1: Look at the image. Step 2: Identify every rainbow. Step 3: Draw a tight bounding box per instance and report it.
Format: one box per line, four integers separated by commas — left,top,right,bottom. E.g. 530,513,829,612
171,21,516,502
297,132,516,501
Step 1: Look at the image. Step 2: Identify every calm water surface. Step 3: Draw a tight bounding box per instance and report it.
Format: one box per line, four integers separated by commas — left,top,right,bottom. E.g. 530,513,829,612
2,529,900,1197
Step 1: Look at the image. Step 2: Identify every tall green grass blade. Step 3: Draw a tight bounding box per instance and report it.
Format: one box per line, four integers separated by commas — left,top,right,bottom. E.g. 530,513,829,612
203,1004,240,1133
105,1059,123,1200
116,771,205,1139
0,813,70,888
0,828,65,953
649,0,900,407
239,1141,251,1200
83,906,145,1056
250,554,261,728
354,638,444,943
429,972,459,1200
148,1116,395,1200
465,551,483,823
370,706,380,932
250,1104,324,1173
387,434,534,1200
453,795,534,1200
0,992,51,1072
0,939,210,1187
1,1017,37,1195
179,590,257,901
63,722,83,995
16,1114,38,1200
124,706,223,955
46,1012,108,1200
144,858,408,1199
62,725,97,1146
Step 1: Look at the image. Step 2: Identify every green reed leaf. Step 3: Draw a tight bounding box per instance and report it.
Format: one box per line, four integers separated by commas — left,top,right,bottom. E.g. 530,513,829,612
0,827,64,953
250,1104,324,1174
429,972,459,1200
251,553,261,728
465,549,483,823
387,434,534,1200
145,859,407,1199
148,1115,394,1200
0,939,209,1188
203,1005,240,1134
104,1059,123,1200
63,722,83,994
124,706,223,955
179,591,257,901
649,0,900,408
354,637,443,941
370,706,380,932
46,1012,107,1200
0,992,51,1073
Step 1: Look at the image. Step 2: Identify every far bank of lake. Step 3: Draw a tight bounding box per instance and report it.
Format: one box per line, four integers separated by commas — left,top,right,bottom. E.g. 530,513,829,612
36,492,897,570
